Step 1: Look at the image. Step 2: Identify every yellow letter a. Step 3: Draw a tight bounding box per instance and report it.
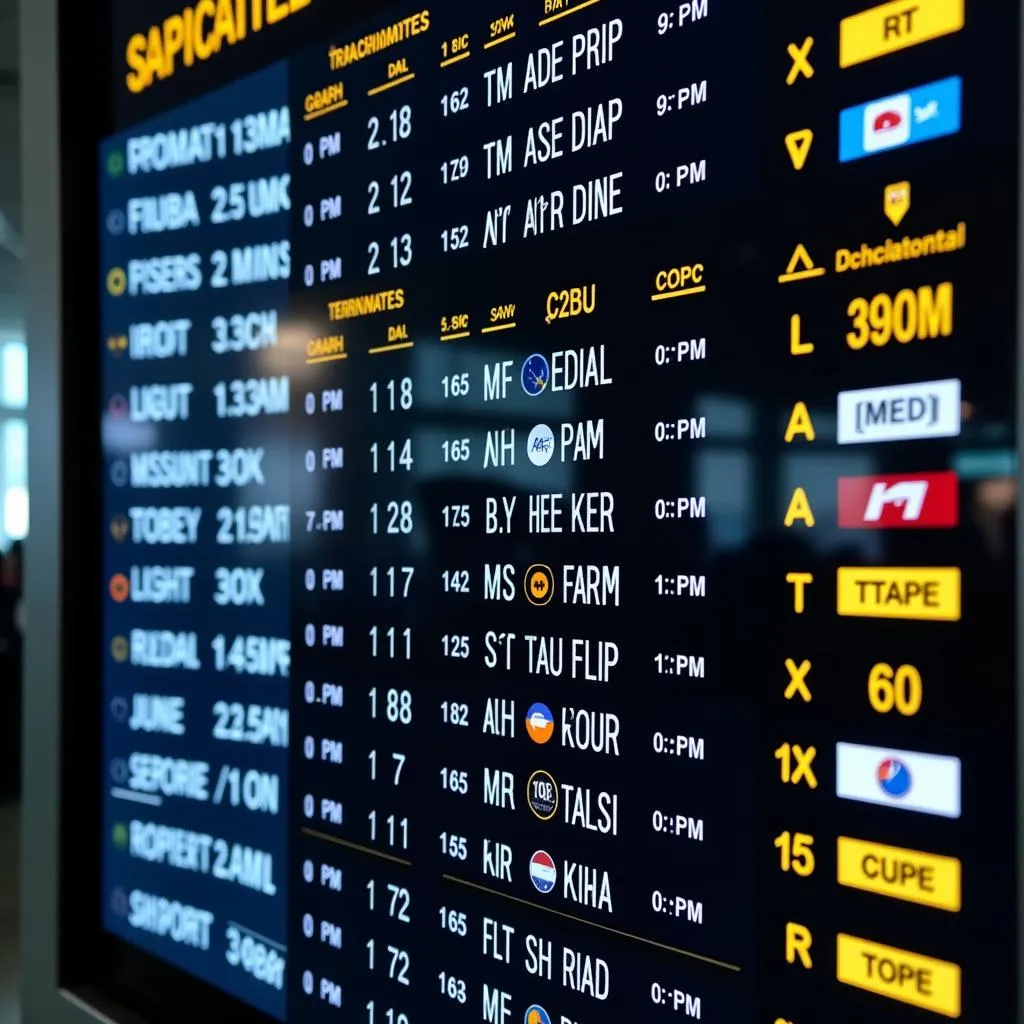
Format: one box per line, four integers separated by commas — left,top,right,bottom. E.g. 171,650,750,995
784,487,814,527
784,401,815,442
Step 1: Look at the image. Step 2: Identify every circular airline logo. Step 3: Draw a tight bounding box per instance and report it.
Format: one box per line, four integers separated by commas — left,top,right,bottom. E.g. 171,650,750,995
877,757,912,798
527,769,558,820
521,354,549,396
525,564,554,606
109,696,128,722
110,635,128,662
110,515,129,542
110,886,128,916
108,394,128,418
107,334,127,357
527,423,555,465
525,1007,551,1024
106,151,125,178
109,460,128,486
106,210,126,235
106,267,127,297
109,573,130,603
525,703,554,745
529,850,557,893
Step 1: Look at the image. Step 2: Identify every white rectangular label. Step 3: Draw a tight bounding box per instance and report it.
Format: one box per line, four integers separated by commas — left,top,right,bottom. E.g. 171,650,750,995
836,741,961,818
837,379,961,444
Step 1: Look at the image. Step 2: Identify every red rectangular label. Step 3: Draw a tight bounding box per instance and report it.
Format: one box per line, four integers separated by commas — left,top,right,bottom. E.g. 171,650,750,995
837,471,959,528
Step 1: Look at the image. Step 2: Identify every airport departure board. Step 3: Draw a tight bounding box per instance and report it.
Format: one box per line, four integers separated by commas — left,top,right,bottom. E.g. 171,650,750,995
97,1,1020,1021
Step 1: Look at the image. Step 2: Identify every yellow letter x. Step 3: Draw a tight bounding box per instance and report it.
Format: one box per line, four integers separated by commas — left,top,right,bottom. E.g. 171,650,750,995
784,658,812,702
786,36,815,85
790,745,818,788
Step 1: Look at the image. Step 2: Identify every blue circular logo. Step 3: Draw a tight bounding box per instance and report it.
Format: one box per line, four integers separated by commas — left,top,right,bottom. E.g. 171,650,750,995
521,354,550,396
525,1006,551,1024
877,757,911,798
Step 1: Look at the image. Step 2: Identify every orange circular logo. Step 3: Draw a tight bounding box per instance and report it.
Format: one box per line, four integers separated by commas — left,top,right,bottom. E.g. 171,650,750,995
524,564,554,606
109,573,130,602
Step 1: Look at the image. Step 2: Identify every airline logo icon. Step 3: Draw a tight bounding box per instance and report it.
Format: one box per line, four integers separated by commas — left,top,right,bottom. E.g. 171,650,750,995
525,1007,551,1024
837,378,961,444
529,850,557,893
527,424,554,466
521,354,550,396
525,564,554,606
525,703,554,744
836,741,961,818
838,471,958,528
840,76,961,162
527,769,559,820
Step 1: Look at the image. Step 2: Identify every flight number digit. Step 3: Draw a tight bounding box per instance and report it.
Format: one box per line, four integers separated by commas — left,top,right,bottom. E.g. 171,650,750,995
441,87,469,116
367,171,414,214
441,634,470,659
442,569,469,593
440,155,469,185
439,972,467,1003
867,662,923,716
441,701,469,727
365,940,411,986
366,1002,409,1024
440,225,469,252
370,687,413,724
441,372,470,399
369,626,412,659
367,233,413,275
439,908,468,936
442,438,470,463
442,503,470,528
440,768,469,795
371,500,414,535
367,105,412,150
368,811,409,849
442,909,468,937
370,377,414,412
439,833,468,861
367,881,412,923
368,750,407,784
370,565,415,598
774,831,816,876
371,439,414,473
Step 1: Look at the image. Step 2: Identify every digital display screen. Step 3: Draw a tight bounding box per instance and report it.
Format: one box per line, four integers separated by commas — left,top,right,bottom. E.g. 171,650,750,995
98,1,1020,1020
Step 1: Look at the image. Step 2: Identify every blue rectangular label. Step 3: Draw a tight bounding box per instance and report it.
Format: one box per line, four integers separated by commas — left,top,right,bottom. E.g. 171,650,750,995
839,76,962,163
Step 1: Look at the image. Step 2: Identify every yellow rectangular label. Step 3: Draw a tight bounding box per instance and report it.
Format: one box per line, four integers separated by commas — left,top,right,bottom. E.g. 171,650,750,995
837,837,961,911
840,0,964,67
836,933,961,1017
836,567,960,621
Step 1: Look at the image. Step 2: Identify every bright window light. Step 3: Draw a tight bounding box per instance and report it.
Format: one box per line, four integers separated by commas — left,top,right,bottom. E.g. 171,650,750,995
0,341,27,409
3,485,27,540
